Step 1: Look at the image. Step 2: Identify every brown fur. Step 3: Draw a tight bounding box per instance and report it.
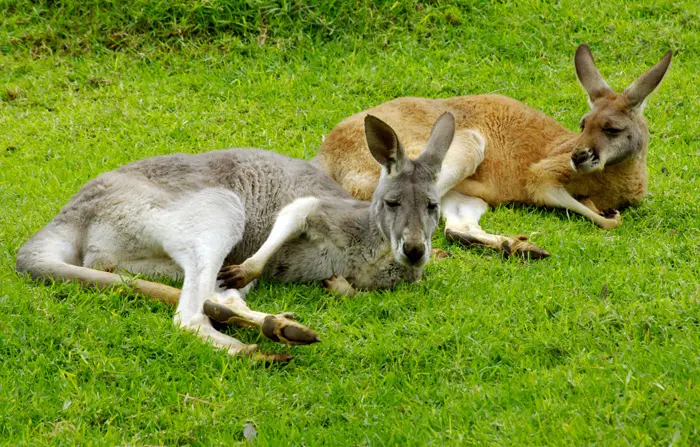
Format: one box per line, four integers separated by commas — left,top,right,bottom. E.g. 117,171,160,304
315,46,671,236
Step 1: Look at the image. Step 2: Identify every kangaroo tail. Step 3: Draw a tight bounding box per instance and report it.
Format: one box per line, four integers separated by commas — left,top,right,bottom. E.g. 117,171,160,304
16,224,180,306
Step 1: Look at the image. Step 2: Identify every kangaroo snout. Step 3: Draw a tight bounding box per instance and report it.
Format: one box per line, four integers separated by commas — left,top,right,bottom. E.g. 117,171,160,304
401,240,426,266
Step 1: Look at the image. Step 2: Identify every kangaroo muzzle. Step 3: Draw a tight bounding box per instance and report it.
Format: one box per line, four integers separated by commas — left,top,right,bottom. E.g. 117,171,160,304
402,240,426,265
398,227,428,267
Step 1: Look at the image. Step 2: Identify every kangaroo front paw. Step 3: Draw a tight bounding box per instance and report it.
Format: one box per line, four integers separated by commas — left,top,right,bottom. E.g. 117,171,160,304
501,235,551,260
323,275,356,296
261,315,321,345
598,209,622,230
430,248,451,260
218,263,260,289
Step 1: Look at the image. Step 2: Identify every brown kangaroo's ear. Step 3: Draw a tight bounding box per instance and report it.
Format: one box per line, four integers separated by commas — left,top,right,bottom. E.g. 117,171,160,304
416,112,456,175
364,115,406,175
624,50,672,110
575,44,613,103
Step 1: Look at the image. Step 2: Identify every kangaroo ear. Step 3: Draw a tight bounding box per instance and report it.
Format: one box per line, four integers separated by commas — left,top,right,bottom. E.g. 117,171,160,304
364,115,406,175
624,50,672,110
416,112,456,174
575,44,614,103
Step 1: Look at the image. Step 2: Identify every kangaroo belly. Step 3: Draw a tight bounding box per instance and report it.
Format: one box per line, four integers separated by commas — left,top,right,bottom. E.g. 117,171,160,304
454,165,530,205
82,221,182,278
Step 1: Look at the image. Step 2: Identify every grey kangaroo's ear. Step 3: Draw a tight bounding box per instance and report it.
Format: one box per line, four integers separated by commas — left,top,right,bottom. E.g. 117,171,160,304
416,112,456,174
575,44,614,103
364,115,406,175
624,50,672,110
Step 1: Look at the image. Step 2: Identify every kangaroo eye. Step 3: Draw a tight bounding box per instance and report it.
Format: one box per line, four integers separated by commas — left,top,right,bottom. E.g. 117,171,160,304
603,127,623,136
385,200,401,208
427,203,439,211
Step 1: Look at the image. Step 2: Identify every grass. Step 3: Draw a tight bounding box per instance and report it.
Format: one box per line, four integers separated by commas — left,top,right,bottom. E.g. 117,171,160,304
1,0,699,445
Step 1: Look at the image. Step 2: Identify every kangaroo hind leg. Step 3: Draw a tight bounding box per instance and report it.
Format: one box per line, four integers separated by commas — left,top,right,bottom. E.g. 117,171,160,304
441,191,550,260
203,289,321,346
435,129,486,197
156,189,290,362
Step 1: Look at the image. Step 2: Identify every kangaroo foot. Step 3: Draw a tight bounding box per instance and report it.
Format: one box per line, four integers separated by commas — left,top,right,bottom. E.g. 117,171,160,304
446,229,550,260
203,299,320,346
261,315,321,345
445,229,486,247
431,248,451,260
501,235,550,260
218,263,260,289
203,299,256,328
323,275,356,296
598,209,622,229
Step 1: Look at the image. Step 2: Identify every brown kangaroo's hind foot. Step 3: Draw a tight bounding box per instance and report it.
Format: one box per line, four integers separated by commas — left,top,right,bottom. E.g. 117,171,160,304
445,229,550,260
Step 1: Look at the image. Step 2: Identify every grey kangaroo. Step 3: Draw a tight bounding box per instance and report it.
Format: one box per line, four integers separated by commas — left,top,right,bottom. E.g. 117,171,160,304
17,112,480,361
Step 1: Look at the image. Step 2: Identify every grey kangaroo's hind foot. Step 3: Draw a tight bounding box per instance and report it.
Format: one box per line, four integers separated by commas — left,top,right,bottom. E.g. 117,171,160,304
261,314,321,345
203,299,321,345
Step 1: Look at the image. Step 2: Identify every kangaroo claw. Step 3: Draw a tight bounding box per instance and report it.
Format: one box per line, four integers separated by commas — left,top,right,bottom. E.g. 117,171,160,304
601,208,620,219
217,264,259,289
446,229,550,260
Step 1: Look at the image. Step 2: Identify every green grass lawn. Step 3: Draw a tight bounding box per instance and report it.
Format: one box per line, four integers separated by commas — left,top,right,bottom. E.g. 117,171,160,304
1,1,699,445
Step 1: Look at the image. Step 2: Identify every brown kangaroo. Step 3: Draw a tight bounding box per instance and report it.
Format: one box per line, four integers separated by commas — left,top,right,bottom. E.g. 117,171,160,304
313,45,672,258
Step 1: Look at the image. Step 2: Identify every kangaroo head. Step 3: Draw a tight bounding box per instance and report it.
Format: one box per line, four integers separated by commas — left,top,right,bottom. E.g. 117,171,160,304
365,112,455,268
570,44,672,173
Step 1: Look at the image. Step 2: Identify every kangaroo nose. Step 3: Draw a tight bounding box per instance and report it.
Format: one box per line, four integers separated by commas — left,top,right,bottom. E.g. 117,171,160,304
403,241,425,265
